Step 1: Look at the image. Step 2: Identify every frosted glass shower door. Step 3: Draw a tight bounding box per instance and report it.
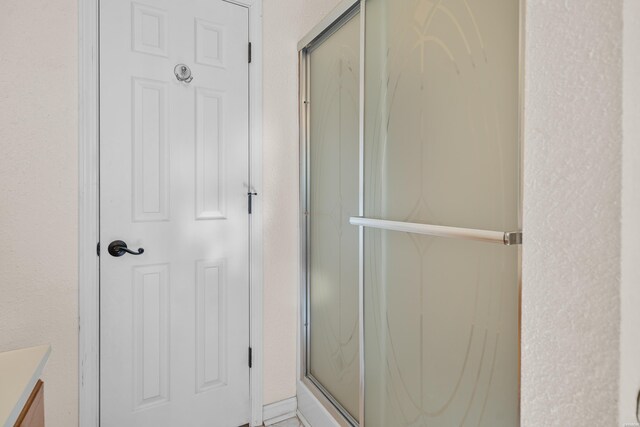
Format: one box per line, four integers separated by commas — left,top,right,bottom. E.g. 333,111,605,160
361,0,521,426
302,9,361,423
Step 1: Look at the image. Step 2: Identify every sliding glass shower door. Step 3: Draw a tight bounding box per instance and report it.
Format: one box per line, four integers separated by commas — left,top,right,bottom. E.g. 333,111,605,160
362,0,521,426
300,6,361,424
300,0,521,425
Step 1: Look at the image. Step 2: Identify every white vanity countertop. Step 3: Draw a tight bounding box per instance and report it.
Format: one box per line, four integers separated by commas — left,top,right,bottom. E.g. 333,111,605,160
0,345,51,427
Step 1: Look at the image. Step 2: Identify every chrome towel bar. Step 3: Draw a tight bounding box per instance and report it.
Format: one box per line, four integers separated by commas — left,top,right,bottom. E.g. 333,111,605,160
348,217,522,246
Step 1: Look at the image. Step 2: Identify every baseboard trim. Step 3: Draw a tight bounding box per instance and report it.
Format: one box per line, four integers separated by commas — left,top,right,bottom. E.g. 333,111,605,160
297,409,312,427
263,397,298,425
296,381,341,427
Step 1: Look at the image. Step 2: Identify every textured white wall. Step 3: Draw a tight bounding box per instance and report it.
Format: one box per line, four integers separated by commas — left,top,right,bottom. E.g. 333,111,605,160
262,0,342,404
620,0,640,423
522,1,622,426
0,1,78,427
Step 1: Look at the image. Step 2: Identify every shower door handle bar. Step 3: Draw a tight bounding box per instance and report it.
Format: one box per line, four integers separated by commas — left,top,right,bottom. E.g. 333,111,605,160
349,217,522,246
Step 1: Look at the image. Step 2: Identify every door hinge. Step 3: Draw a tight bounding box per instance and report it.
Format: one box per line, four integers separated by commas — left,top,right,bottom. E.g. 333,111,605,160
248,42,252,63
248,192,258,214
248,347,253,368
97,242,100,256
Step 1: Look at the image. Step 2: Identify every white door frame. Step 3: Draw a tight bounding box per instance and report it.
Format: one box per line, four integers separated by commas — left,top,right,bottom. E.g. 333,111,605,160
78,0,264,425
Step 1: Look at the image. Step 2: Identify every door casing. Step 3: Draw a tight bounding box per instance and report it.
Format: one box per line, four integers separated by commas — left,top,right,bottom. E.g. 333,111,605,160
78,0,264,425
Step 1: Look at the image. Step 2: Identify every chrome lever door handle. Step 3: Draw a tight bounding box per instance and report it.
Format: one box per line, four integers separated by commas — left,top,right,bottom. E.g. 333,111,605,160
108,240,144,257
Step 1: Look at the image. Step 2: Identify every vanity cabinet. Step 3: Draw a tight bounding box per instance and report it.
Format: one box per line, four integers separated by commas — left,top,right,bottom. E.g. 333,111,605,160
13,380,44,427
0,345,50,427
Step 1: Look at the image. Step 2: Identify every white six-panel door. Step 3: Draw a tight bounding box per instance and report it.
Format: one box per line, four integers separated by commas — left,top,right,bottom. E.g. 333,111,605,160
99,0,250,425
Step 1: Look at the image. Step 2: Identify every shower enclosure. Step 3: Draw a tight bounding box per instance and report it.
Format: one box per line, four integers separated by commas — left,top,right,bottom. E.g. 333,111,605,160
299,0,522,425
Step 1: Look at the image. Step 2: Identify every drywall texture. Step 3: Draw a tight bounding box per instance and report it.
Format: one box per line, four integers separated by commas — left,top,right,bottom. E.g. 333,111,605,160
0,1,78,427
620,0,640,423
262,0,342,404
522,1,622,426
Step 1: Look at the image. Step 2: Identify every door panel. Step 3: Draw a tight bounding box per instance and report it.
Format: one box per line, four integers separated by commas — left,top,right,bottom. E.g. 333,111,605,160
131,77,170,222
305,11,360,422
363,0,520,425
133,263,170,410
100,1,250,426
